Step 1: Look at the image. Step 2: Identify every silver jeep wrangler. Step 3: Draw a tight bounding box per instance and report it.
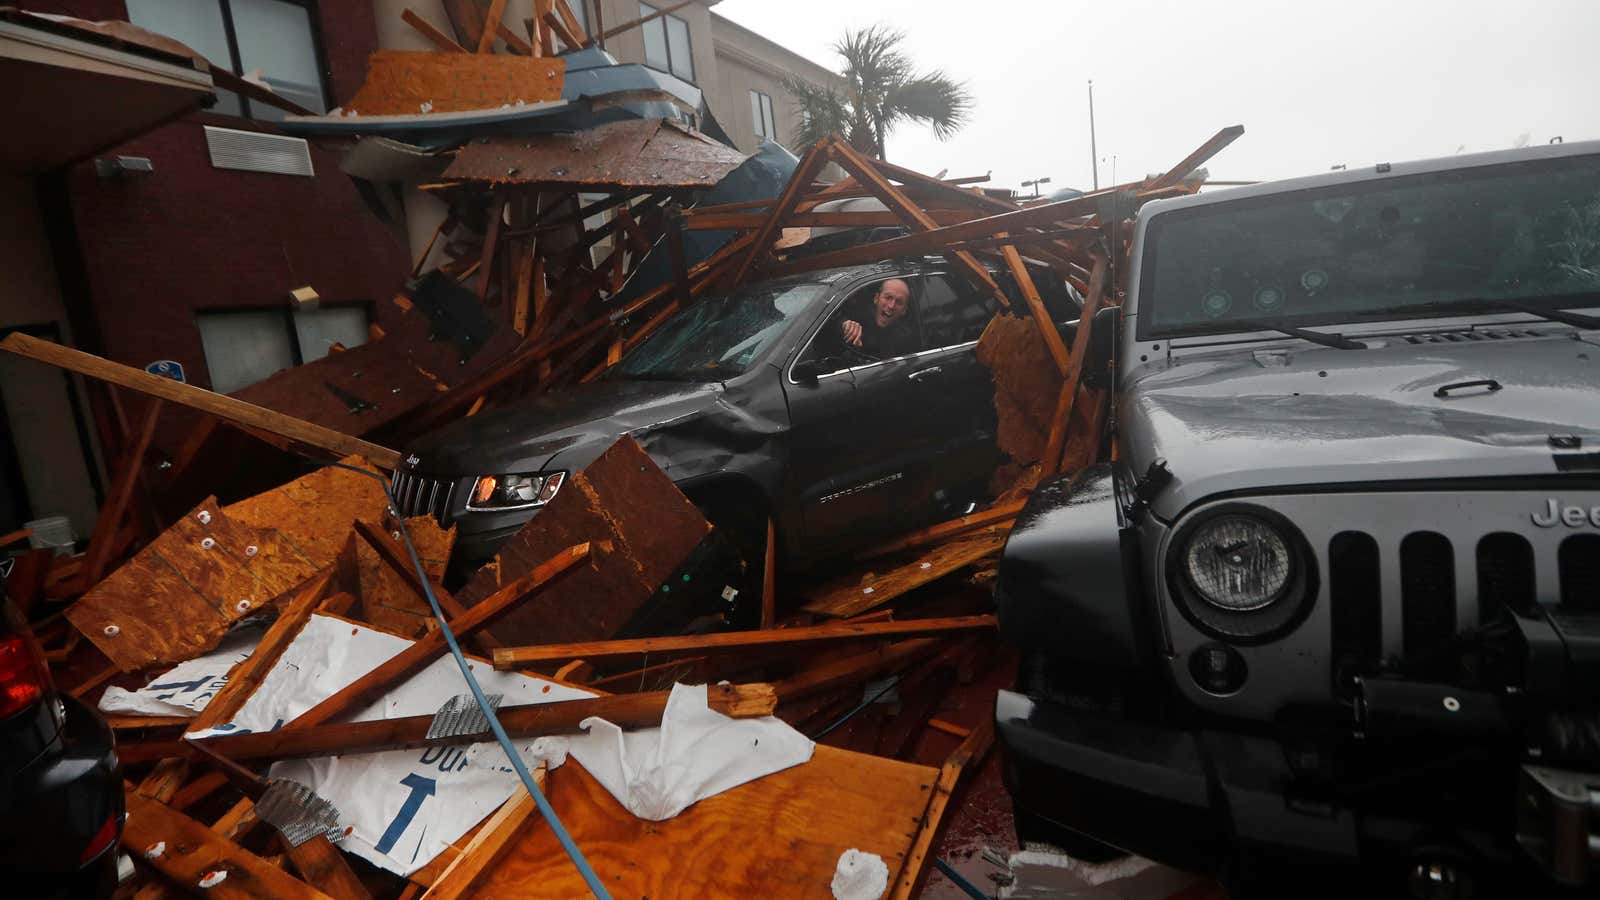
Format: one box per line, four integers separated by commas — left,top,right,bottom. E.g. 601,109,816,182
995,139,1600,897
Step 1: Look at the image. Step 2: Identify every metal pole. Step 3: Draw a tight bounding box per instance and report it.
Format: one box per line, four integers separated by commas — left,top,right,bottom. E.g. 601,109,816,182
1088,79,1099,190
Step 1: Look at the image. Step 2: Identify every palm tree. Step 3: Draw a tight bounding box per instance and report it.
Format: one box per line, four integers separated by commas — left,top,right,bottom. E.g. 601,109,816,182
784,25,971,161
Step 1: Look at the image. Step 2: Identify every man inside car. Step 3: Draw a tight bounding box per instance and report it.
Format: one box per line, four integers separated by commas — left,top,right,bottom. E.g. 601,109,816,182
837,278,916,359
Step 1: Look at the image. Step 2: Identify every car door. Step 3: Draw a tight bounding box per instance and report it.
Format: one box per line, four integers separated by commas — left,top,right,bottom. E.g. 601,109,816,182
782,273,932,554
898,269,1002,501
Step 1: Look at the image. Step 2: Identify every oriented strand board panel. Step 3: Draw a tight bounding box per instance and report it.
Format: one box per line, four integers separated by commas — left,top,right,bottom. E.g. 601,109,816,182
468,747,937,899
344,515,456,636
343,51,564,116
976,313,1061,465
456,436,710,646
443,119,748,189
67,498,320,670
225,458,388,569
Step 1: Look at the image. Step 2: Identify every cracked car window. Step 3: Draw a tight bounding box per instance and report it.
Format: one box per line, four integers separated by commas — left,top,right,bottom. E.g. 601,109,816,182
617,282,828,380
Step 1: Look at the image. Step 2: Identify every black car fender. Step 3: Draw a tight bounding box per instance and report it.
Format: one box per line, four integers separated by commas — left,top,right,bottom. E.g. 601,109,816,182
996,463,1154,671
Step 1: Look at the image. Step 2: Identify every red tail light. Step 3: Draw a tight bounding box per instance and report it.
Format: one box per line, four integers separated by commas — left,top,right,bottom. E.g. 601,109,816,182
0,633,49,718
79,812,120,864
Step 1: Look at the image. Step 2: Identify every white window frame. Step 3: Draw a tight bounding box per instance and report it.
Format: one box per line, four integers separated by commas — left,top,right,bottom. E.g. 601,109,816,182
750,89,776,142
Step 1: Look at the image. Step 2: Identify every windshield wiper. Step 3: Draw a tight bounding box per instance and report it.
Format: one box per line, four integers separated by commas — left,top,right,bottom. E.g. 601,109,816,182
1212,319,1366,350
1474,296,1600,329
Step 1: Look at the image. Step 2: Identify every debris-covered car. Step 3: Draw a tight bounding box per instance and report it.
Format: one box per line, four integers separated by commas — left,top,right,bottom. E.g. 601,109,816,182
396,259,1072,569
995,140,1600,895
0,590,123,897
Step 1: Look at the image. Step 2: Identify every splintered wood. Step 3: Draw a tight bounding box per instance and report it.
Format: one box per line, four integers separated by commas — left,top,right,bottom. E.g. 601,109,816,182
456,435,710,646
466,746,938,899
977,313,1066,466
342,51,564,115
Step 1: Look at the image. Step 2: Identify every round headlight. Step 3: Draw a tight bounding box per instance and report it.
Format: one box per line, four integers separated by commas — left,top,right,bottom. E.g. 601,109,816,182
1182,514,1292,611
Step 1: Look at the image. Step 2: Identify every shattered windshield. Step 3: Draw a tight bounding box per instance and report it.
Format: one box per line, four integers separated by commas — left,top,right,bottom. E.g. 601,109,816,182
1141,153,1600,338
617,282,829,380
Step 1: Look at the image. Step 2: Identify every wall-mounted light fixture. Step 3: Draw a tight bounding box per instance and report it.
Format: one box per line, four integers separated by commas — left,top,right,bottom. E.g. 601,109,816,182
93,155,155,178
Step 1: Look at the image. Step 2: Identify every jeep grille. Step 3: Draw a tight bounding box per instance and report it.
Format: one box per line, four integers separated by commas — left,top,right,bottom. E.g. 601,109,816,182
390,471,456,524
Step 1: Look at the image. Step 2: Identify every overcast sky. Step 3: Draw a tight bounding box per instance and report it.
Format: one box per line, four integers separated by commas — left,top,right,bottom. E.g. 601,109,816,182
714,0,1599,193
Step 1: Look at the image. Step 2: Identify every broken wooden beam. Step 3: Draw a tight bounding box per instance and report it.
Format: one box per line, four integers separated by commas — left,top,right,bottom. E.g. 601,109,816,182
492,615,996,669
0,333,400,467
123,683,775,765
124,789,334,899
402,8,467,52
856,500,1026,561
285,543,590,729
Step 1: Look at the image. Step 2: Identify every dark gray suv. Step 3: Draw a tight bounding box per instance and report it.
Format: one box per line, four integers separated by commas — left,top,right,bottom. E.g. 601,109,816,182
996,140,1600,895
394,258,1069,568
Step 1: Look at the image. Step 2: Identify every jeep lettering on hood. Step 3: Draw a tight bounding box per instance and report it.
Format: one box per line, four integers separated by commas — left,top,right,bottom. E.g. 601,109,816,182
1531,498,1600,528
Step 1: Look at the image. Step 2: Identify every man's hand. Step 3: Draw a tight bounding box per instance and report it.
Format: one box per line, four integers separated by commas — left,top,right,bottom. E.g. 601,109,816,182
841,319,863,347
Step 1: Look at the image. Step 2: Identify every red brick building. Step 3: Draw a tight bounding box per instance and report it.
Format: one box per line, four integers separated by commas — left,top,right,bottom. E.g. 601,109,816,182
2,2,410,541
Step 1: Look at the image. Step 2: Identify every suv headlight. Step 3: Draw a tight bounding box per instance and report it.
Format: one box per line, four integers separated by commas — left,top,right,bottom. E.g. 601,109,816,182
466,471,565,512
1167,505,1317,644
1183,515,1292,611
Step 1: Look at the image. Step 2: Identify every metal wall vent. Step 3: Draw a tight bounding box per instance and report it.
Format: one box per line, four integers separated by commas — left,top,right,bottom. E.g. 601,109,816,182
204,125,314,177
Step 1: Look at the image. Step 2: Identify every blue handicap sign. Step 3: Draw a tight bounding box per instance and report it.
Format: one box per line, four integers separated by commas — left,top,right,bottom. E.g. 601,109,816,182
145,360,186,382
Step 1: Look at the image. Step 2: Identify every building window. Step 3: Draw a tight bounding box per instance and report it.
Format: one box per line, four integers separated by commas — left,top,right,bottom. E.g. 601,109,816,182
750,90,776,142
638,2,693,83
196,305,368,393
126,0,329,120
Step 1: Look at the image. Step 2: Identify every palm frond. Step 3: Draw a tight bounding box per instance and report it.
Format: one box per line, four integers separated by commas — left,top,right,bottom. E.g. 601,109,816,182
885,71,972,141
782,75,853,149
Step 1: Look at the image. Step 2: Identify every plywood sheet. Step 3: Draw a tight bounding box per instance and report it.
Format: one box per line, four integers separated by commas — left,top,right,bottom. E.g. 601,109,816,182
443,119,747,189
343,51,564,116
456,436,710,646
67,497,320,671
225,459,388,569
346,514,456,636
467,747,937,899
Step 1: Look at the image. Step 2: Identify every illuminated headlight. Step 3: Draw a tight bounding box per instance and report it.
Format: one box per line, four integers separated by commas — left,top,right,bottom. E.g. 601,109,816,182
1167,505,1318,644
1182,515,1292,611
466,471,565,512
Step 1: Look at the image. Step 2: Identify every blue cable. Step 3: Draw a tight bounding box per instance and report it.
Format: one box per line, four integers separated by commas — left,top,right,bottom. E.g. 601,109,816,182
332,463,611,898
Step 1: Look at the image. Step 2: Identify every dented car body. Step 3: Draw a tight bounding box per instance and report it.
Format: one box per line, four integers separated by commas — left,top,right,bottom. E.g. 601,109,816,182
996,141,1600,894
395,259,1035,567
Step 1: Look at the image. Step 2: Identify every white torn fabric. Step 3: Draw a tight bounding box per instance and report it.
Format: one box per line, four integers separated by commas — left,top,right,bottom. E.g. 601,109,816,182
565,682,814,821
831,848,890,900
186,614,591,876
97,629,260,717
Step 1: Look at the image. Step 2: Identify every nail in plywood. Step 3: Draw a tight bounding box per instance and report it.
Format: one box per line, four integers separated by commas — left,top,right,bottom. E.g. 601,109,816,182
455,436,710,646
66,498,321,671
463,746,937,899
189,571,334,732
124,789,334,900
224,458,388,570
342,51,564,116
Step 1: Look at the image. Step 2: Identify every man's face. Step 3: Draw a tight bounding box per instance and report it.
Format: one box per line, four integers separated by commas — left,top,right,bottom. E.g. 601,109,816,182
873,280,910,328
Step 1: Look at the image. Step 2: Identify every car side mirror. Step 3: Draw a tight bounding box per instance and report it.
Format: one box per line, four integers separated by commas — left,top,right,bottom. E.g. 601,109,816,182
792,359,824,384
1084,305,1120,386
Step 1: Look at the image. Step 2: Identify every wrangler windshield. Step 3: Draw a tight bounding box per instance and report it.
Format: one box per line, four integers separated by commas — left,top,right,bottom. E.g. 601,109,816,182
1142,154,1600,338
617,282,828,380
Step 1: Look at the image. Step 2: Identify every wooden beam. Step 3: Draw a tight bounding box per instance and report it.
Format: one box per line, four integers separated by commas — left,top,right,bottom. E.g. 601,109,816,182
0,333,399,467
125,684,775,765
1042,252,1109,476
598,0,691,40
189,572,334,732
494,615,993,669
541,5,583,50
856,500,1026,560
888,718,995,900
1148,125,1245,190
420,780,541,899
476,194,505,301
81,396,161,585
802,535,1006,619
552,0,588,44
724,138,834,291
124,789,334,900
760,518,777,630
476,0,508,53
512,241,533,337
773,639,941,706
1001,240,1071,375
401,9,467,52
286,544,590,729
495,20,532,55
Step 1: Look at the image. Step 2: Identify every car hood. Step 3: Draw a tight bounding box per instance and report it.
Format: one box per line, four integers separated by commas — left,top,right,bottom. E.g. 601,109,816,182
402,378,726,476
1122,331,1600,518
